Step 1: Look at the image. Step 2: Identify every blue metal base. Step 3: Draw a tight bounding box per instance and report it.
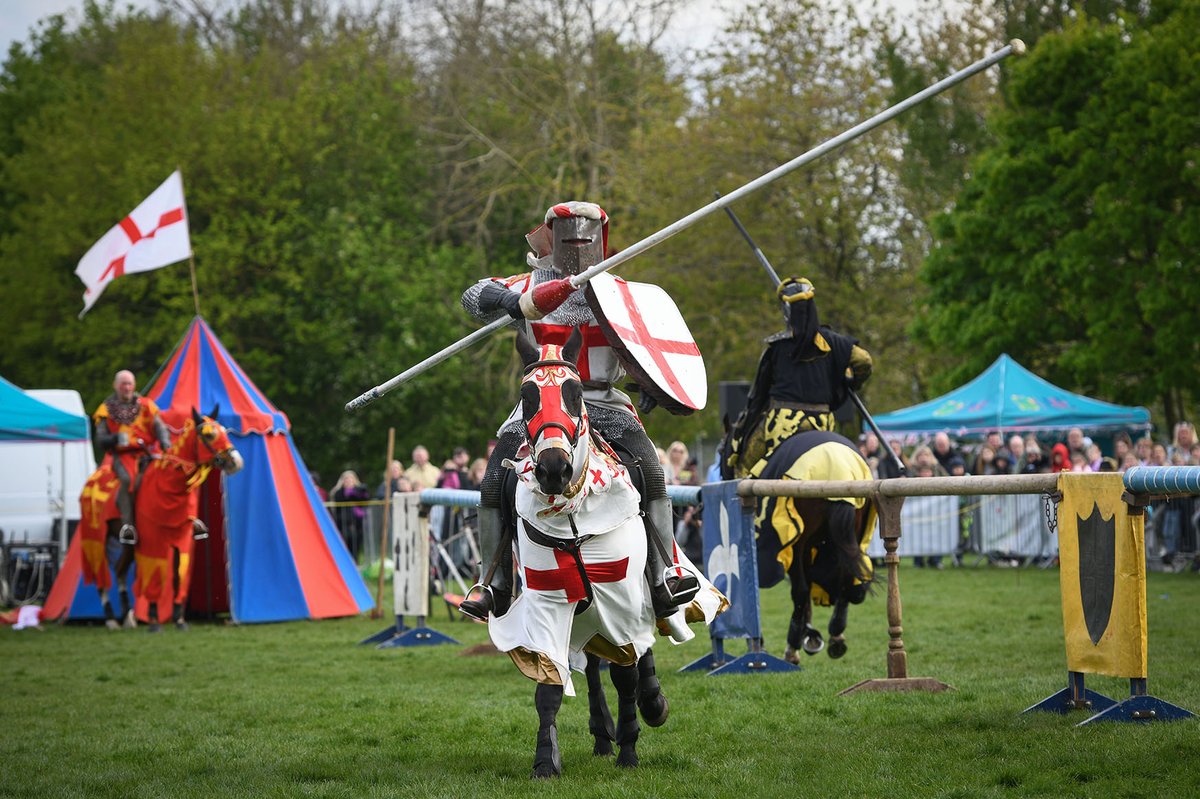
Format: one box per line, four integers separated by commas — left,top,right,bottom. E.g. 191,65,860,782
1023,686,1117,715
376,626,459,648
707,651,799,675
1078,696,1195,726
680,652,721,673
359,615,408,646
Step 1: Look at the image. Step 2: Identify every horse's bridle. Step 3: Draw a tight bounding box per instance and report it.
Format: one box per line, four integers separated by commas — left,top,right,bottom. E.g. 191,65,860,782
522,358,585,450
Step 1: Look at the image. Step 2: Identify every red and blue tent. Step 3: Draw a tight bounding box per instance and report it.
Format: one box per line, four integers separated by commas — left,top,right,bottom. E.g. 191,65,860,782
46,317,372,623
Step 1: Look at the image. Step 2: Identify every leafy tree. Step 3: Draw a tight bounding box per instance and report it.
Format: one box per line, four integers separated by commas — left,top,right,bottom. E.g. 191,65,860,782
914,1,1200,430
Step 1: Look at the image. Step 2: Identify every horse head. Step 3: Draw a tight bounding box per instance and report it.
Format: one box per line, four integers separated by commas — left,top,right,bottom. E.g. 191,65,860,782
189,406,244,476
516,327,587,497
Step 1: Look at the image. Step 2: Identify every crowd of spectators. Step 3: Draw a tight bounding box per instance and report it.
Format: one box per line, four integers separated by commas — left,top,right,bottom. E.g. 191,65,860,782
858,422,1200,571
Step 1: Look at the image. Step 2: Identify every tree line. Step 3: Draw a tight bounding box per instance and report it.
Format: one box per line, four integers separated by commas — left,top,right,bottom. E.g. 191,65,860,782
0,0,1194,481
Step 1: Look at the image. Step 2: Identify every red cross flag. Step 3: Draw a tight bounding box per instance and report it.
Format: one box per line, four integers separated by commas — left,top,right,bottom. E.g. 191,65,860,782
75,170,191,317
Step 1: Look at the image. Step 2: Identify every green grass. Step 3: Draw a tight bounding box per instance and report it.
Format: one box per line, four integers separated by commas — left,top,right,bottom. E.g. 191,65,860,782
2,567,1198,798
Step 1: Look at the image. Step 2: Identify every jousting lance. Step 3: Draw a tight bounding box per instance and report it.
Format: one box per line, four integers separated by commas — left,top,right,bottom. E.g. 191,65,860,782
345,39,1026,413
718,196,907,476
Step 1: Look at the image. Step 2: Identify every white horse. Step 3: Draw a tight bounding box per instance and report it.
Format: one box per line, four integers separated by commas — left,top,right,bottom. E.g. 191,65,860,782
486,328,723,777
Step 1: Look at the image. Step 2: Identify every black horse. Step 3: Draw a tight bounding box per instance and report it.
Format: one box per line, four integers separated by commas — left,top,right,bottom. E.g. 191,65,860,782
724,428,876,662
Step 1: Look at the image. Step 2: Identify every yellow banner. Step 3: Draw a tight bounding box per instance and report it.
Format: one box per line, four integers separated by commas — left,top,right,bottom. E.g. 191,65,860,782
1056,473,1147,678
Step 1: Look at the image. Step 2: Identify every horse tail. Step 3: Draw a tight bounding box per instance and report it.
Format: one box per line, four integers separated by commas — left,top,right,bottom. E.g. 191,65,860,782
827,501,872,596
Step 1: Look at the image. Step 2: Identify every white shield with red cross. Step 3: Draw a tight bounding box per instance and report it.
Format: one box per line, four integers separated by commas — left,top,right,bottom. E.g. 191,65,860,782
585,273,706,414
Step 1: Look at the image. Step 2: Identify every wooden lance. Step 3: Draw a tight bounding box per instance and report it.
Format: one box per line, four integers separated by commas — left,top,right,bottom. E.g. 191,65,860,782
346,40,1025,413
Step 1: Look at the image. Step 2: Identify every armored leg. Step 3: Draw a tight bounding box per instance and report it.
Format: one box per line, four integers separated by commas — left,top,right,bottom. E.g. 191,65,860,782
645,496,700,616
459,429,521,622
585,653,616,756
636,648,669,727
112,458,137,544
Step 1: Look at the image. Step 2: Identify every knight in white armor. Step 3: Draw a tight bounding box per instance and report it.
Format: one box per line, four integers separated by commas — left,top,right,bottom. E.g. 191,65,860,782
459,201,699,622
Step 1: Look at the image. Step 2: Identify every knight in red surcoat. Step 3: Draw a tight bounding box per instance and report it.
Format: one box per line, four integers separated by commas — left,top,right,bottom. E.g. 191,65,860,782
92,369,171,542
459,202,699,623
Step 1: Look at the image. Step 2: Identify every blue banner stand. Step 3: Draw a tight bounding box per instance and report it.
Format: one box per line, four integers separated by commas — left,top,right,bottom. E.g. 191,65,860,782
1023,671,1116,716
360,615,459,648
681,482,798,676
1077,678,1194,726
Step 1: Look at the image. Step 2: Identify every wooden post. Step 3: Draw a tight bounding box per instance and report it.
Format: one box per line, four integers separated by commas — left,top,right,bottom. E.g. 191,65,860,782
372,427,395,619
839,489,951,694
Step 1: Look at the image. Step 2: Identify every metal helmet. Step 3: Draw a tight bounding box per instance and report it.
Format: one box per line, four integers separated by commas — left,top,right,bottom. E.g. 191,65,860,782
525,201,608,276
777,277,820,349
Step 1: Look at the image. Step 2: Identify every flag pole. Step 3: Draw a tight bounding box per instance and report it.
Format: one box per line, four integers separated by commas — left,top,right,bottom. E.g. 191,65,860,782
373,427,396,619
188,253,201,317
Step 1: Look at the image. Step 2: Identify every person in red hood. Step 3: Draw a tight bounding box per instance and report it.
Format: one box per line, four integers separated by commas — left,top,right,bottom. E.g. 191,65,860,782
1050,442,1072,473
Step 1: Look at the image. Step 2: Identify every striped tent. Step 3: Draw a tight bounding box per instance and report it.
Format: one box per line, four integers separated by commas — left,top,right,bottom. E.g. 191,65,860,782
45,317,373,623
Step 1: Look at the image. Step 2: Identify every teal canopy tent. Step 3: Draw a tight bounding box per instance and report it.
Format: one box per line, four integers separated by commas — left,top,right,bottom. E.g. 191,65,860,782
874,355,1151,436
0,377,89,441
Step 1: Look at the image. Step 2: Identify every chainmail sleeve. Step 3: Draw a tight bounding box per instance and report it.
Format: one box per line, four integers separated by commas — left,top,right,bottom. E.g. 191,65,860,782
94,418,117,451
462,276,527,325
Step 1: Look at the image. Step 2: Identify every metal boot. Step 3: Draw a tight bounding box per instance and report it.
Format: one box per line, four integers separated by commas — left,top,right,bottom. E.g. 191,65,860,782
645,497,699,617
459,506,512,622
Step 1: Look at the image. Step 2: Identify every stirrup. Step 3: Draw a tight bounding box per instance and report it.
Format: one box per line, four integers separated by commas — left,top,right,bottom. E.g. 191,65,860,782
118,524,138,545
458,583,495,622
660,567,700,606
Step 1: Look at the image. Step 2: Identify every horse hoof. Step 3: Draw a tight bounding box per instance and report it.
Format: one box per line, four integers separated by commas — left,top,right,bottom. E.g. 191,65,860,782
828,638,848,659
616,747,639,769
531,762,560,779
802,636,824,656
123,612,137,629
593,738,614,757
105,619,120,631
147,623,162,633
784,647,801,665
175,620,190,632
639,693,669,728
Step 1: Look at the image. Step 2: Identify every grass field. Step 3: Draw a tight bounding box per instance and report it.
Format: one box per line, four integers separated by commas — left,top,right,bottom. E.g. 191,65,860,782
2,566,1198,799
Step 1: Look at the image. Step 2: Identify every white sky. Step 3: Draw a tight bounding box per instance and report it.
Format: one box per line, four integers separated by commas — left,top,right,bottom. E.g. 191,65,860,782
2,0,926,61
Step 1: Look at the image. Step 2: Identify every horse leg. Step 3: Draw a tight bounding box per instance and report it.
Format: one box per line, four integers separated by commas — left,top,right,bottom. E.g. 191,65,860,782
785,550,820,662
636,649,668,727
532,683,563,779
610,662,641,769
585,654,615,756
99,588,119,630
828,598,849,659
114,542,136,628
825,501,862,660
172,547,189,631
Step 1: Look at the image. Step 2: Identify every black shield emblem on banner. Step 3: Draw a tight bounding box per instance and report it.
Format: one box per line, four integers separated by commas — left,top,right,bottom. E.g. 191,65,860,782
1077,502,1116,645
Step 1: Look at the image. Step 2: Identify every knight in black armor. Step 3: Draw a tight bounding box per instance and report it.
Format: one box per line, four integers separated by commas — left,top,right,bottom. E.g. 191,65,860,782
458,201,699,622
723,277,873,479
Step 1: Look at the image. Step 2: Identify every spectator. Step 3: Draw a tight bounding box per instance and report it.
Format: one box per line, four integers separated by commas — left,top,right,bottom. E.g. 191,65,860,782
376,459,405,499
1069,450,1091,472
911,445,947,477
1149,443,1168,467
985,431,1004,455
466,457,488,490
1065,427,1086,458
404,445,442,491
877,437,907,479
1049,443,1071,473
1121,453,1140,472
666,441,693,485
1007,435,1026,471
657,445,675,485
1134,436,1154,465
1170,422,1195,464
973,445,996,475
931,432,960,474
310,471,328,502
330,470,370,560
992,449,1013,476
1113,432,1133,465
1085,443,1104,472
1021,444,1047,474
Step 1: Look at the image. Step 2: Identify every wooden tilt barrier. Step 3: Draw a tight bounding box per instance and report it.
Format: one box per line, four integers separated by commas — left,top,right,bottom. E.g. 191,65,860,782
737,474,1060,694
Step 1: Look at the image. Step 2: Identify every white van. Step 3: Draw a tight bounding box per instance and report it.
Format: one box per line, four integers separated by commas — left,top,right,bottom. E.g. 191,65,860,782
0,389,97,550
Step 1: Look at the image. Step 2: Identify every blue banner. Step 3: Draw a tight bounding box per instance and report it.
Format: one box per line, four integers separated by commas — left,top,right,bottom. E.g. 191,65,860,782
701,481,760,641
